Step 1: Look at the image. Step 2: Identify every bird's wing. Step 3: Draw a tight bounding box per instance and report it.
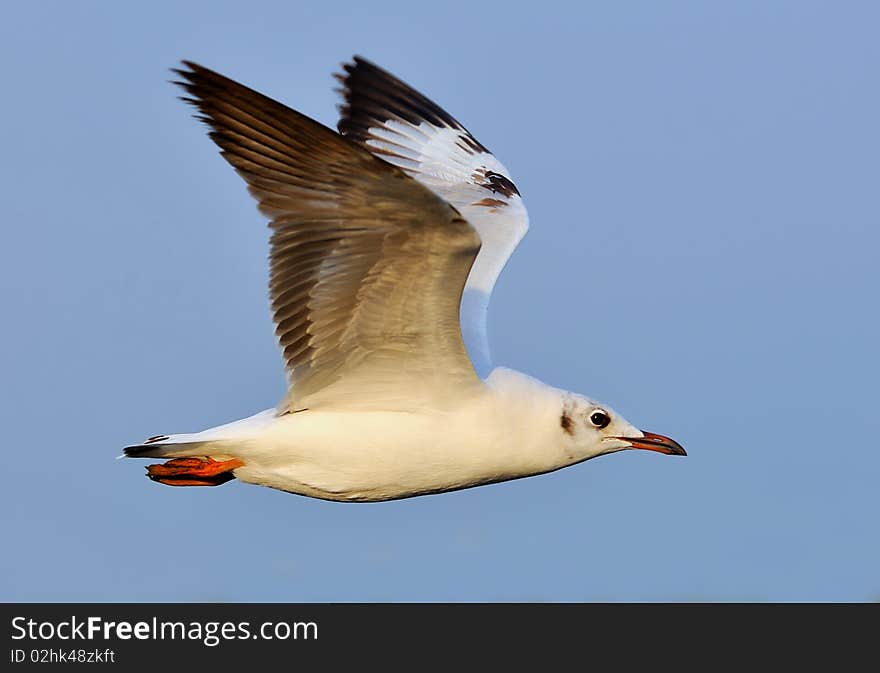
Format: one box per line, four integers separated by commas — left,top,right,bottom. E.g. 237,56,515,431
336,57,529,377
176,62,484,411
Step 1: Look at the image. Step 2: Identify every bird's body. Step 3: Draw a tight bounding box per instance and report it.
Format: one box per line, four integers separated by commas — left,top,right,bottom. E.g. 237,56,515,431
125,57,684,499
134,368,635,501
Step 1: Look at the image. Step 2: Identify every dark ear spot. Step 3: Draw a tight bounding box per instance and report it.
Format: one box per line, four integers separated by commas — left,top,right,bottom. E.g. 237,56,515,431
560,411,575,436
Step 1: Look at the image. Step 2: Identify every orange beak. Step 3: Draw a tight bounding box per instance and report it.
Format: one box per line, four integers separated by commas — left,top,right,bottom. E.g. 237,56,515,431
616,431,687,456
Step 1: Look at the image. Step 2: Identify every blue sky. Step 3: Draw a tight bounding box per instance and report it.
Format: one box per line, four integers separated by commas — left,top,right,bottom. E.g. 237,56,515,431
1,1,878,601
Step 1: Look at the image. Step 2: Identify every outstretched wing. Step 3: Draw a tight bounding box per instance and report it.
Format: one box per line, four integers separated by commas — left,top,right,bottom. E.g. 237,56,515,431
336,57,529,377
175,62,483,411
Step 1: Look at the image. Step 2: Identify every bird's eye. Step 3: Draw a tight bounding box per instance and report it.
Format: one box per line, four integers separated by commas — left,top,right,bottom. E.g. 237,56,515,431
589,410,610,428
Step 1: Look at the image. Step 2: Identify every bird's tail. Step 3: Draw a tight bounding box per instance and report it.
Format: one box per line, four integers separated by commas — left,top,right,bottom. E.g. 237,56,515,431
122,408,277,459
123,433,213,459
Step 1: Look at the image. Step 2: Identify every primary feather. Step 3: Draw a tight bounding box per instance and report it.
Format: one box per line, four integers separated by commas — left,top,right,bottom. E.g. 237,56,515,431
175,61,483,411
336,57,529,377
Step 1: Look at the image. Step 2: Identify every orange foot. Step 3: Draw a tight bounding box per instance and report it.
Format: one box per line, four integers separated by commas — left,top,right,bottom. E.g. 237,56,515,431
146,457,245,487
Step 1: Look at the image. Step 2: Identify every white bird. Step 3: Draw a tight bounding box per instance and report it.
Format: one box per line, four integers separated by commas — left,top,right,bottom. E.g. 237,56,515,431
124,58,685,501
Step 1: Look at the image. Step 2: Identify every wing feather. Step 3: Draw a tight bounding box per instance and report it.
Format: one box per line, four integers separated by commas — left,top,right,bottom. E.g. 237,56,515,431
336,57,529,377
175,62,483,410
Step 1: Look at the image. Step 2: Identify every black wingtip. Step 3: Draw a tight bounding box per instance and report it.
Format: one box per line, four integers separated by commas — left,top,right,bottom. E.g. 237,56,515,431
335,55,488,153
179,59,201,72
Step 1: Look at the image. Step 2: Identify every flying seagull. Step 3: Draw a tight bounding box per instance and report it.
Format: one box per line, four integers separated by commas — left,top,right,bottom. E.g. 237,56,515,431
124,58,685,501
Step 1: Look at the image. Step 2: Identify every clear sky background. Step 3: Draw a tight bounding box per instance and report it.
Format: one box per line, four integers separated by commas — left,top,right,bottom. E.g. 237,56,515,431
1,1,878,601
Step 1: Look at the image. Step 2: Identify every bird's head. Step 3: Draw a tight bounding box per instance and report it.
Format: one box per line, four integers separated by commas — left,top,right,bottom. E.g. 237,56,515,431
559,394,686,462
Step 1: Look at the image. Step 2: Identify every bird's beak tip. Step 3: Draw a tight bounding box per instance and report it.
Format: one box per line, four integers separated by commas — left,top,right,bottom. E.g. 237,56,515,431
617,430,687,456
